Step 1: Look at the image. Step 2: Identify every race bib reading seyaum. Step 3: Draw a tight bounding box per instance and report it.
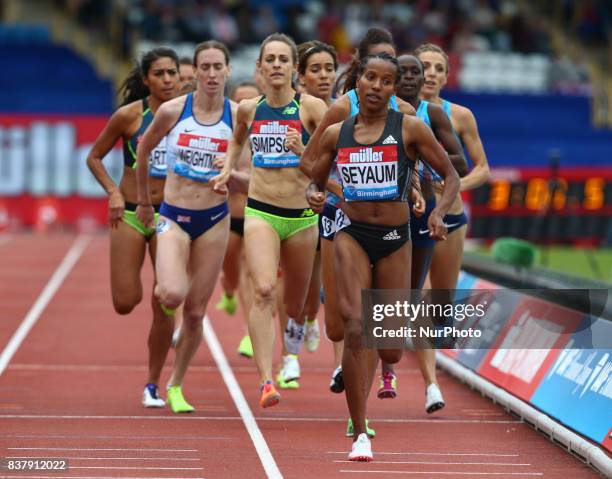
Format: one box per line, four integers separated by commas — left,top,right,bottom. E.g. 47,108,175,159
336,145,398,201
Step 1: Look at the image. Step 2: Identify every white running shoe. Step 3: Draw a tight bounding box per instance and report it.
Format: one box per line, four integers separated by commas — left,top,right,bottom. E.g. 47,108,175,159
348,433,373,462
426,383,445,414
142,384,165,408
284,318,305,355
304,319,320,353
280,354,300,383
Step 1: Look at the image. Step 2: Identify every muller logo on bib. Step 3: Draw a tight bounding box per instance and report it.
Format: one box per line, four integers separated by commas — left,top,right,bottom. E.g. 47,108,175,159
177,133,227,153
337,145,399,201
250,119,302,168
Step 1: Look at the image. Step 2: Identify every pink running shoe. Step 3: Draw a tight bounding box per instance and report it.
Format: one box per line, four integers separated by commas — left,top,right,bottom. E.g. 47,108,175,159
377,371,398,399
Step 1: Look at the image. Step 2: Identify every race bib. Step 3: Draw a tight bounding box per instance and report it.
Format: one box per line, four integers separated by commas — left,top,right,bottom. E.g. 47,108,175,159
250,120,301,168
149,144,167,178
336,145,398,201
173,133,227,182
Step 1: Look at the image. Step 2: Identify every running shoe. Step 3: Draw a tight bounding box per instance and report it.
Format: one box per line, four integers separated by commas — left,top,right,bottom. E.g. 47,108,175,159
237,335,253,358
142,383,165,408
279,354,300,383
284,318,305,355
215,292,237,315
346,418,376,438
348,433,373,462
259,381,280,408
377,371,398,399
276,372,300,390
304,319,320,353
167,385,194,413
425,383,445,414
329,365,344,393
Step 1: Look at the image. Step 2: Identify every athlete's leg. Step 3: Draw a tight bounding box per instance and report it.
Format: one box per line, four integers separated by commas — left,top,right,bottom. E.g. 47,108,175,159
244,216,281,384
109,221,147,314
334,232,373,440
411,245,437,387
321,237,343,342
301,251,321,352
280,225,318,358
146,235,174,386
168,217,230,388
218,230,242,313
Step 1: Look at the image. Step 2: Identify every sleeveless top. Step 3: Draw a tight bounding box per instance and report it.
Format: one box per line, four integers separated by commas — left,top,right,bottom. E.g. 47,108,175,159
249,93,310,169
165,92,233,183
335,109,413,202
123,98,167,177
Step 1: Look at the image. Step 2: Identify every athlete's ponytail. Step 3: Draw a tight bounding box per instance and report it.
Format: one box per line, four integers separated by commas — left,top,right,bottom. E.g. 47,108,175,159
118,47,179,106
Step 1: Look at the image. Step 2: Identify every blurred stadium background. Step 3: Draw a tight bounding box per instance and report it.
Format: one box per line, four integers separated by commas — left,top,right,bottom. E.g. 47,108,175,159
0,0,610,282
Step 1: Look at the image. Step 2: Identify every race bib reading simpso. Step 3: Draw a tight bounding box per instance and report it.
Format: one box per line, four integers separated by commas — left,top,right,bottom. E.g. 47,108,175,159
336,145,398,201
173,133,228,182
250,120,301,168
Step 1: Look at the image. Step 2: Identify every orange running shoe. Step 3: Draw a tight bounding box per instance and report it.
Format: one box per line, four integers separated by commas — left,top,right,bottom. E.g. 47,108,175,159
259,381,281,408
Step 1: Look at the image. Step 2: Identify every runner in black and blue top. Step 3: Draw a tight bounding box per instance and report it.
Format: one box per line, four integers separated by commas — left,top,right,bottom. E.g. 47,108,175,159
309,53,459,462
414,43,491,414
213,33,328,409
86,47,180,410
394,53,467,415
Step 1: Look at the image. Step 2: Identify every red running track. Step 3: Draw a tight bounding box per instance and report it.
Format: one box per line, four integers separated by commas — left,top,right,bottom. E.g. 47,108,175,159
0,233,603,478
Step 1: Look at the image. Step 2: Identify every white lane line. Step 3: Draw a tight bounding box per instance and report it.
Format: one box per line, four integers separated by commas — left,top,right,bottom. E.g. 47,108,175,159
333,461,531,466
0,415,520,424
8,448,197,452
0,235,89,377
339,471,543,476
202,315,282,479
6,457,200,461
328,452,520,457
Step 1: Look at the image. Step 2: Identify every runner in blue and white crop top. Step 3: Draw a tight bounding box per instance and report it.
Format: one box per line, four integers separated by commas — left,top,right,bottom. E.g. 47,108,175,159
166,92,233,183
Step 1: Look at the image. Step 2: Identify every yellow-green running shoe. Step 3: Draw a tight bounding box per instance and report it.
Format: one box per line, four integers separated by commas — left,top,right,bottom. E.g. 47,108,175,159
167,386,194,413
276,372,300,390
346,418,376,438
216,292,237,315
237,335,253,358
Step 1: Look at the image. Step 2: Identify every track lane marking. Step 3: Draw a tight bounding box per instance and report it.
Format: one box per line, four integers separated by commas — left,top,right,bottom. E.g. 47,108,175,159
202,315,282,479
0,235,89,377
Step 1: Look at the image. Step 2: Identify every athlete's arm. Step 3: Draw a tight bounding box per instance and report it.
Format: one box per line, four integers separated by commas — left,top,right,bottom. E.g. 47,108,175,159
396,97,417,116
299,95,351,177
428,104,467,177
308,123,342,212
86,106,134,228
135,99,180,226
454,106,490,191
405,116,459,240
211,98,256,192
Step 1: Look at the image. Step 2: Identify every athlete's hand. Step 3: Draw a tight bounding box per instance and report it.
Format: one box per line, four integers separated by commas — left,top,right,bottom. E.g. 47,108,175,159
427,209,447,241
108,189,125,229
211,170,230,195
213,155,226,170
136,203,155,229
285,127,305,156
306,183,325,213
411,187,425,218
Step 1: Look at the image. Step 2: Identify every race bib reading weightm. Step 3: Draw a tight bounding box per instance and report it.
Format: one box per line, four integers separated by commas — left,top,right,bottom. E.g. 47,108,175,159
173,133,228,183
